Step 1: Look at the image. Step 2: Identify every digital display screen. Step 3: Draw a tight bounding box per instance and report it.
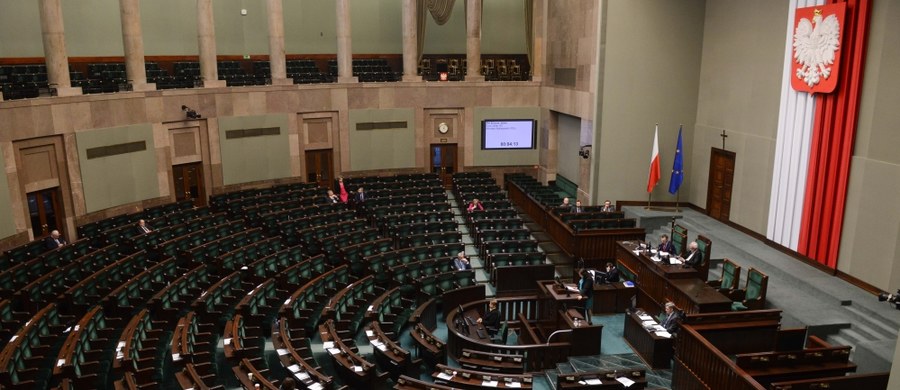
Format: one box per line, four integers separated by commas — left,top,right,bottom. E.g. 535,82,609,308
482,120,536,150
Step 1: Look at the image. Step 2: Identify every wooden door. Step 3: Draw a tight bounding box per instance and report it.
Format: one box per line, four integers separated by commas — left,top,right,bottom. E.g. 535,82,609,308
430,144,458,187
706,148,735,221
306,149,334,188
173,162,207,207
26,188,63,238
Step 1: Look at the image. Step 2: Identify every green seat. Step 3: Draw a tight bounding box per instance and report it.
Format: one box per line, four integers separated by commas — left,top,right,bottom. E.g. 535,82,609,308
491,321,509,344
733,267,768,311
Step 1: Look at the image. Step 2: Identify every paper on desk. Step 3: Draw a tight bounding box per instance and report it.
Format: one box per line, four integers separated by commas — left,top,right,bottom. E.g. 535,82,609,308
642,320,656,327
308,383,323,390
655,331,672,338
365,330,374,337
670,258,683,265
659,251,670,257
653,325,666,332
565,286,579,292
353,365,364,372
632,250,642,256
638,314,653,321
327,348,341,355
277,348,289,356
296,372,310,381
617,376,636,387
481,380,499,387
584,378,603,385
651,256,661,262
507,382,522,388
375,343,388,351
287,364,301,373
436,372,454,380
322,341,335,349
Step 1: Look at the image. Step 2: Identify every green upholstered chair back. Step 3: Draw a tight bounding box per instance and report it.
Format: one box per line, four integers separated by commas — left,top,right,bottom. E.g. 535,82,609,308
672,224,688,255
721,259,737,290
617,263,637,282
746,268,766,300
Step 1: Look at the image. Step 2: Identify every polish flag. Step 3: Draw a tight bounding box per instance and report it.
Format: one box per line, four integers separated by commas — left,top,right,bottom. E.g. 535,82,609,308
647,124,661,193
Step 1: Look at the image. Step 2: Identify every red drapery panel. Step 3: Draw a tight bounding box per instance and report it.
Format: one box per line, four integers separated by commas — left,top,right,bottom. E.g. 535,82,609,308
798,0,871,268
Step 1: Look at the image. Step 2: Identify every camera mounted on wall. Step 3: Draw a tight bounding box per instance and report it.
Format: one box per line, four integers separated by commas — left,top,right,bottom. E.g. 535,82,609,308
182,105,202,119
579,145,592,159
877,290,900,310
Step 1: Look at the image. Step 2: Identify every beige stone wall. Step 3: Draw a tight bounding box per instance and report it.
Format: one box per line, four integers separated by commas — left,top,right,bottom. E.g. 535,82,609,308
837,0,900,291
690,0,786,234
594,0,706,204
0,82,540,246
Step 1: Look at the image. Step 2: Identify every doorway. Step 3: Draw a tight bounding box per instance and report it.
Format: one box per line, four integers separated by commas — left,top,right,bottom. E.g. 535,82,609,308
173,162,207,207
706,148,735,221
306,149,334,188
430,144,458,187
27,188,64,238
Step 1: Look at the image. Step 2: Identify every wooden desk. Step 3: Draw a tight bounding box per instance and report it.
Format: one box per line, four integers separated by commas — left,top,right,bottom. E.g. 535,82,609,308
432,364,533,389
623,310,674,369
557,369,649,389
538,280,632,315
616,241,730,316
458,349,525,374
506,181,645,266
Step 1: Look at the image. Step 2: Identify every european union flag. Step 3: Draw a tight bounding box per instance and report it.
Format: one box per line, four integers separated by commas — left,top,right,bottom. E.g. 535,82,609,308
668,126,684,194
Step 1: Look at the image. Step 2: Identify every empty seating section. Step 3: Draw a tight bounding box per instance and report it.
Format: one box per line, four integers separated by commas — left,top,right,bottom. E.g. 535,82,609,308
327,58,400,82
453,172,545,280
0,173,548,389
506,173,563,207
417,55,531,81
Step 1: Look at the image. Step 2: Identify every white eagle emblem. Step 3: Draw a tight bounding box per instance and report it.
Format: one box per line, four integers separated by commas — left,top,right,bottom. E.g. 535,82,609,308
793,10,841,87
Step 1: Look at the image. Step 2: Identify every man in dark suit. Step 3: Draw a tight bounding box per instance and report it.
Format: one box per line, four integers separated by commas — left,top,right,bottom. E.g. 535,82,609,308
573,200,585,213
453,252,471,271
354,187,366,204
682,241,703,268
601,200,615,212
136,219,152,235
604,262,620,283
576,268,594,325
661,301,682,335
44,230,66,250
477,299,501,335
658,234,676,254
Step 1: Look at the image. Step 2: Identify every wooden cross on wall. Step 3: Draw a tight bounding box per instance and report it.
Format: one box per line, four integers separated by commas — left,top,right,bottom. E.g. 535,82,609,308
720,129,728,150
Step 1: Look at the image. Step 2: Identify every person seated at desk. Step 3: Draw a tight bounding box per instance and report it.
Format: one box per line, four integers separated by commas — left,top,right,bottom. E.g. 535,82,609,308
680,241,703,268
661,301,683,336
325,189,341,204
467,198,484,212
354,186,366,204
560,197,571,209
453,252,472,271
45,230,66,250
576,268,594,325
572,200,585,213
657,234,676,255
136,219,152,235
476,299,501,335
604,262,620,283
280,377,296,390
601,200,615,212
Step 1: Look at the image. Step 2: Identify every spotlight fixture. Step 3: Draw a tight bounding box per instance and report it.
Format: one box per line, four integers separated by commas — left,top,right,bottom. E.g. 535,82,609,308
181,105,202,119
578,145,592,159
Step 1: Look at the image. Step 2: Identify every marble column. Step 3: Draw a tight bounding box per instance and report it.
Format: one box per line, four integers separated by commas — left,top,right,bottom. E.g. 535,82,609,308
197,0,225,88
530,0,546,82
335,0,357,83
465,0,484,82
119,0,155,91
266,0,292,85
38,0,81,96
401,0,420,82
